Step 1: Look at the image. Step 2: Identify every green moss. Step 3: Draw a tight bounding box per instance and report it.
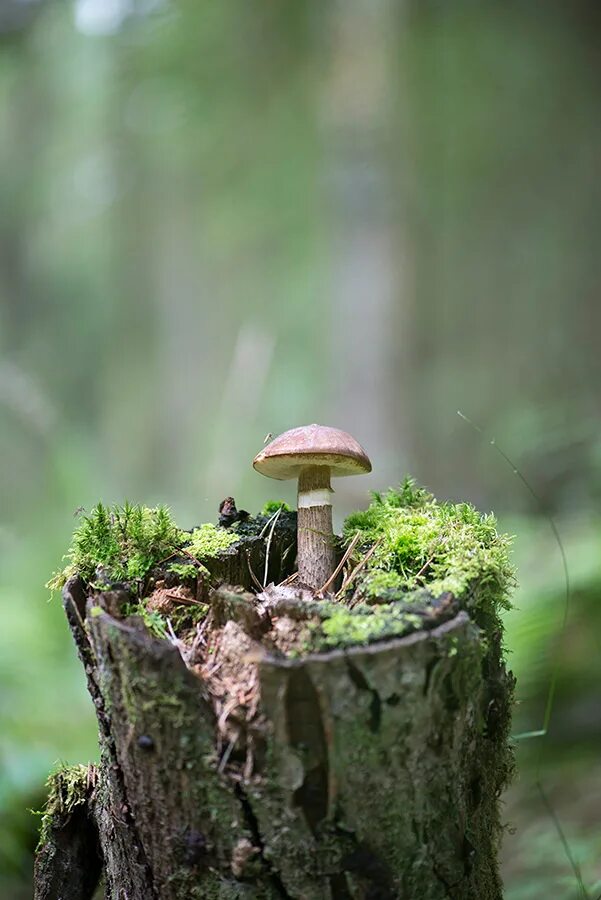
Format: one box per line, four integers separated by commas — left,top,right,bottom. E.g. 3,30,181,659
184,523,239,560
34,763,91,848
316,604,423,648
168,562,200,581
343,477,514,617
123,602,170,639
261,499,292,516
169,601,209,632
47,502,186,593
298,478,514,651
360,569,405,601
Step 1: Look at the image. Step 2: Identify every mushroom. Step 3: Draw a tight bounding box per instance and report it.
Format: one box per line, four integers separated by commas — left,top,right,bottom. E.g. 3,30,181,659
253,425,371,591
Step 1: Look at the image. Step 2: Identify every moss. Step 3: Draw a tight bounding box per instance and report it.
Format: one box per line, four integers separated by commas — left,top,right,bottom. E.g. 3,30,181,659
167,562,200,581
315,604,424,649
293,478,514,652
261,500,292,516
34,763,92,848
184,523,240,560
360,569,405,602
47,502,186,593
169,602,209,633
47,484,512,659
123,602,170,639
343,477,514,618
305,620,505,898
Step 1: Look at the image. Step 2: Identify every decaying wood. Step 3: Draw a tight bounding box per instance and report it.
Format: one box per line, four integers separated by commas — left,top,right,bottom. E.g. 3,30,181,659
34,518,513,900
33,774,101,900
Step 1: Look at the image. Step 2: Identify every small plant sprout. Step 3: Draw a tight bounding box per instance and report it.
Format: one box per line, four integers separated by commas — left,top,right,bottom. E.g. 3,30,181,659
253,424,371,591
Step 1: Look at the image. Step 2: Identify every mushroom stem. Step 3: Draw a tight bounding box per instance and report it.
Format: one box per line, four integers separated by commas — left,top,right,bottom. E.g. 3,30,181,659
297,465,336,591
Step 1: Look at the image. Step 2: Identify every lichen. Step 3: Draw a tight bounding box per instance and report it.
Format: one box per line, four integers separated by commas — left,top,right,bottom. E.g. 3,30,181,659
343,478,514,618
47,502,186,593
34,763,92,848
184,523,240,560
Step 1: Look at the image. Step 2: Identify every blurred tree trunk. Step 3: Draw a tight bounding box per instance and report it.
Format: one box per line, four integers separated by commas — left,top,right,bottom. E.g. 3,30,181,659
401,2,601,511
322,0,413,497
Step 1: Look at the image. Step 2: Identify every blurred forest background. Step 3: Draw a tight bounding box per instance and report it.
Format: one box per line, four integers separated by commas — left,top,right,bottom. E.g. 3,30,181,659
1,1,600,897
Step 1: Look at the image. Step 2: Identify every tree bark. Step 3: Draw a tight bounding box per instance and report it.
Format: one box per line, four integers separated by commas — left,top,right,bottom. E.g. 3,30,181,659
35,521,513,900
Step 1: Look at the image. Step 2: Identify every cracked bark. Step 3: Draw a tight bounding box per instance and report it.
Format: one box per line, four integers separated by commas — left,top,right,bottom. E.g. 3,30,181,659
34,536,512,899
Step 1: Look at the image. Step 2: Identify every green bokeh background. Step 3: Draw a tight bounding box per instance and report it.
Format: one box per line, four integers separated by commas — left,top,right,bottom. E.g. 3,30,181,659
1,1,600,896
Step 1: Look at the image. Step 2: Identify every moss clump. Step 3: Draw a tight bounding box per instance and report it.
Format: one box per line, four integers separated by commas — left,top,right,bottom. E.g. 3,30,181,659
34,763,92,848
261,500,292,516
167,562,201,581
301,589,450,651
344,478,514,616
360,569,405,602
184,523,240,560
47,502,186,593
170,601,209,631
317,604,424,648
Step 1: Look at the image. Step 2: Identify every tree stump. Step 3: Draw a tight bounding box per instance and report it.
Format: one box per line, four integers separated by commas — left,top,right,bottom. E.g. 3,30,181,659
34,495,514,900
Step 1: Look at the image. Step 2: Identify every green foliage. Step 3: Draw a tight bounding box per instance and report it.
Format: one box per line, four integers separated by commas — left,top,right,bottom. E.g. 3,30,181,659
47,502,186,593
184,523,239,560
344,478,514,614
368,480,433,510
123,602,169,639
360,569,405,601
167,563,201,580
33,763,91,849
261,500,292,515
46,510,237,640
170,602,209,632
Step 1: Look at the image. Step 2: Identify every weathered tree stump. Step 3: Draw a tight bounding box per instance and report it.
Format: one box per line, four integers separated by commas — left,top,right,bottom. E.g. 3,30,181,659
35,493,514,900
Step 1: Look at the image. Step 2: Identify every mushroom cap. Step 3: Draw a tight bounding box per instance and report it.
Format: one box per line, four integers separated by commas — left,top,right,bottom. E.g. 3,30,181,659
253,424,372,481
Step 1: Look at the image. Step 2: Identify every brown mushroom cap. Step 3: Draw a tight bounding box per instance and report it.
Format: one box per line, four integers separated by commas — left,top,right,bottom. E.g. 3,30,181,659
253,424,372,481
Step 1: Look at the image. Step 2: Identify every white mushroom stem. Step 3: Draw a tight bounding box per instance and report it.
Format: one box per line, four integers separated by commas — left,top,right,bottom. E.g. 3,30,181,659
297,465,336,591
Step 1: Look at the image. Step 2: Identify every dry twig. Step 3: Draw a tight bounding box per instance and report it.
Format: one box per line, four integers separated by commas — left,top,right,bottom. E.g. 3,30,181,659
263,507,282,587
165,593,205,607
414,555,435,581
217,736,238,774
278,571,299,586
317,531,361,595
336,538,383,598
245,551,263,591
